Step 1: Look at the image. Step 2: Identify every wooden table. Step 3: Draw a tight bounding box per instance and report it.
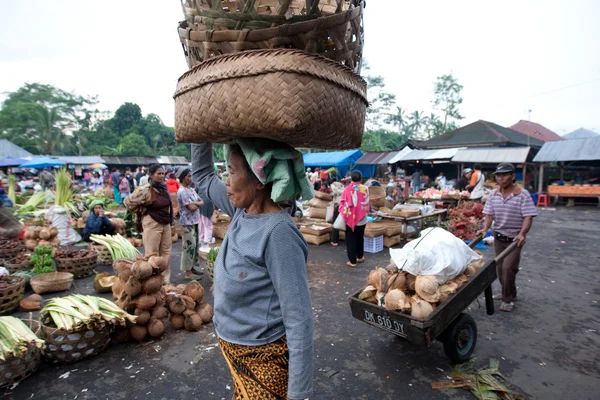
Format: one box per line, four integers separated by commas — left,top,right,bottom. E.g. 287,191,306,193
548,185,600,207
379,209,448,242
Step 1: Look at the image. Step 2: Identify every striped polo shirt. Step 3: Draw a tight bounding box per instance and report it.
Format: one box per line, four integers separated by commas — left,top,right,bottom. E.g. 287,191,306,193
483,187,537,237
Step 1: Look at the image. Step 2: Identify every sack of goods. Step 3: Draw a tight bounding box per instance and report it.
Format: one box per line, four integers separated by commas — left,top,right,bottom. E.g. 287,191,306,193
174,1,367,150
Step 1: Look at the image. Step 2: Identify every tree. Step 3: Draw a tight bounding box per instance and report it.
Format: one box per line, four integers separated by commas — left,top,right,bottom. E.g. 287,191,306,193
34,106,70,154
118,133,153,155
385,106,408,134
362,62,397,130
112,102,142,134
409,110,427,139
361,129,411,152
432,74,464,133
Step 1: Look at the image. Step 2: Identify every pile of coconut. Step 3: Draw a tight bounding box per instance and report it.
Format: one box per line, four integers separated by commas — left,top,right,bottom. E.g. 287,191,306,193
359,252,485,320
23,225,60,250
111,254,213,341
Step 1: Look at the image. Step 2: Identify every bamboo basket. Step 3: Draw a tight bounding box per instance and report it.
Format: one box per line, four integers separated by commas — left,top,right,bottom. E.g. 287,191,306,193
174,49,367,149
0,320,42,387
0,242,24,261
39,314,111,364
178,1,364,73
368,186,386,207
4,256,32,274
0,276,25,315
55,251,98,279
91,243,113,265
30,272,73,295
314,191,333,201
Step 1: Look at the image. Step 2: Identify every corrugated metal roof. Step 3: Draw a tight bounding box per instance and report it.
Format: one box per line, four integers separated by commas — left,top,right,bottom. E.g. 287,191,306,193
54,156,105,165
452,147,530,164
156,156,190,165
562,128,599,140
392,147,463,162
388,147,415,164
0,139,33,158
355,151,396,165
101,155,158,165
533,137,600,162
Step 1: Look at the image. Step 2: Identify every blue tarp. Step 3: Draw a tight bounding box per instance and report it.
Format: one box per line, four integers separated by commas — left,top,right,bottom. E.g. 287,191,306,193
19,156,66,169
303,150,372,178
0,157,28,167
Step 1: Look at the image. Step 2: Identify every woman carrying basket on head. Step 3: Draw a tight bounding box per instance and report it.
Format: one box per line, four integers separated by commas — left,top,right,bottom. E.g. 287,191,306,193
193,139,314,400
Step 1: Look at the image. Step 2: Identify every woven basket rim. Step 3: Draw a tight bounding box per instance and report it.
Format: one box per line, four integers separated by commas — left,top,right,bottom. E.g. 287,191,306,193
175,48,367,103
0,275,25,288
30,272,73,284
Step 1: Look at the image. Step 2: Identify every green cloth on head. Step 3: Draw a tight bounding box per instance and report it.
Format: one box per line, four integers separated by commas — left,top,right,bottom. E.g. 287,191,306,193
226,139,314,203
89,200,104,210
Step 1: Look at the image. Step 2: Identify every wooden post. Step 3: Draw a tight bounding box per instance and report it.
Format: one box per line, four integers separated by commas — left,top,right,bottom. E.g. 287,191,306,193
560,162,565,181
538,163,545,194
522,162,527,187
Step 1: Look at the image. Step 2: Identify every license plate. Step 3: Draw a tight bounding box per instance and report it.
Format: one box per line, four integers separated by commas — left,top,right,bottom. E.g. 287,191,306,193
362,308,407,338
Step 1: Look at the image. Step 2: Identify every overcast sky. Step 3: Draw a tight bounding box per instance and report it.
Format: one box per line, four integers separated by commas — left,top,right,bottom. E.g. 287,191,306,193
1,0,599,135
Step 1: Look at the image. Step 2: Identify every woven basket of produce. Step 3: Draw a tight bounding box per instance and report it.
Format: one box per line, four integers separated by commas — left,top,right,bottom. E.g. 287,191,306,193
91,244,113,265
39,313,111,364
54,249,98,279
299,223,332,236
0,276,25,316
174,49,367,149
0,241,24,261
178,1,364,73
364,224,387,238
368,186,386,207
0,319,43,388
30,272,73,295
4,254,32,274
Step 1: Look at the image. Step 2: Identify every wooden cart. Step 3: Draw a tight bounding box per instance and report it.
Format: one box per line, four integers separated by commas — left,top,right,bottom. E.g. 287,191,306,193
348,238,518,363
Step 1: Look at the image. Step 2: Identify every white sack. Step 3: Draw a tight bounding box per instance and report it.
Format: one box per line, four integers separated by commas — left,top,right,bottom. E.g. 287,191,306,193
389,227,482,283
46,206,81,245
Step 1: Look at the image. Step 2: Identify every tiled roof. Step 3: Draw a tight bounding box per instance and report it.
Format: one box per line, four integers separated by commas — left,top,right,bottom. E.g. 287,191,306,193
509,120,563,142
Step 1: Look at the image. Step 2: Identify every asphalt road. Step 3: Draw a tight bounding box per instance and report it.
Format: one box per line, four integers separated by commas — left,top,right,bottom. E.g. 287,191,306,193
4,206,599,400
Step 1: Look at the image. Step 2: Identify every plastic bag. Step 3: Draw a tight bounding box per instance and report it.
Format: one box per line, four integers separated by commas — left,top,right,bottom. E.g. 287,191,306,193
325,204,334,223
389,227,481,283
46,206,81,245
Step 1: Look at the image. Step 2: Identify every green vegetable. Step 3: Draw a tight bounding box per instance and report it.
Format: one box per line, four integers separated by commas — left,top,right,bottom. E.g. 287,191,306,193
207,247,220,263
31,245,54,274
41,294,136,332
90,234,139,260
0,316,44,361
54,168,75,209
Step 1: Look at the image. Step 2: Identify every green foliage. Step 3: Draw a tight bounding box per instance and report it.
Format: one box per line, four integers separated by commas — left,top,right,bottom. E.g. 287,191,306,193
361,129,411,152
433,74,464,133
31,245,54,274
118,132,153,155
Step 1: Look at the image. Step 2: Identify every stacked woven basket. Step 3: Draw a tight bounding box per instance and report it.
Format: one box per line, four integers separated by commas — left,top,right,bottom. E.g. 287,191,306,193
174,0,368,150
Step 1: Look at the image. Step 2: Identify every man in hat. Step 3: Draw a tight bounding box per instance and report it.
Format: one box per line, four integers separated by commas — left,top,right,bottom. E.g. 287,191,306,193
478,163,537,312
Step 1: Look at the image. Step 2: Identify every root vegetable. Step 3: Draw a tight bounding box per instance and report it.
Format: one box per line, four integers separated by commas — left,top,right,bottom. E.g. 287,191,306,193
184,311,202,332
132,261,153,280
25,239,38,250
195,303,213,324
27,294,42,302
148,317,165,337
142,275,163,295
51,237,61,247
183,280,204,302
49,226,59,239
24,230,34,240
39,228,51,240
151,306,169,320
134,310,151,326
19,299,41,311
124,276,142,297
130,325,148,341
170,314,185,330
135,294,157,310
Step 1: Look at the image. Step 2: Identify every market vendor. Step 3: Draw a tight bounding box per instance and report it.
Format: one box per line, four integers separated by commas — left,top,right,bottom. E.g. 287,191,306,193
0,200,22,240
192,139,314,400
478,163,537,313
83,200,116,242
454,168,473,191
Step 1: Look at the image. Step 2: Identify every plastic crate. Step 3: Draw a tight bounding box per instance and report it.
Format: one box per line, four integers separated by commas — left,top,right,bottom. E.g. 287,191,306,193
364,235,384,253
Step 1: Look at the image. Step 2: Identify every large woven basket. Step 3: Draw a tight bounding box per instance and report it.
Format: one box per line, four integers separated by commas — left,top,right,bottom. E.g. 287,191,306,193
178,1,364,73
0,276,25,315
39,314,111,364
174,49,367,149
4,256,32,274
91,244,113,265
0,242,24,261
0,320,42,387
30,272,73,295
55,251,98,279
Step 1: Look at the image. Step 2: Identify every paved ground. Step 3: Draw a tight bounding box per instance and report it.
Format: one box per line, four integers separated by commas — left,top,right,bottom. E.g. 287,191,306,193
4,207,599,400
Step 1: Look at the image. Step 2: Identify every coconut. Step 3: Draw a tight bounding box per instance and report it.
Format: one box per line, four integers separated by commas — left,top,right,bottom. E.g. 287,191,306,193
358,285,377,300
468,258,485,271
148,255,167,273
368,267,389,292
387,272,407,292
112,279,125,299
170,314,185,330
385,263,399,275
142,275,163,295
168,297,186,315
438,282,458,303
153,292,165,308
183,280,204,302
195,302,213,324
27,294,42,302
384,289,411,312
118,266,133,283
464,264,477,278
163,284,178,294
113,325,131,343
19,299,41,311
124,276,142,298
180,295,196,310
135,294,157,310
25,239,38,250
184,311,203,332
415,275,440,303
134,309,151,326
151,306,169,320
452,274,469,287
116,295,131,311
130,325,148,341
405,274,417,292
410,295,435,319
39,228,51,240
176,284,187,293
148,317,165,338
132,261,153,280
94,273,116,293
114,259,133,273
364,295,378,304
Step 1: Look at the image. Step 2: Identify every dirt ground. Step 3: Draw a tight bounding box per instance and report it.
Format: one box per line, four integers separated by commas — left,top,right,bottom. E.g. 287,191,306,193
4,206,599,400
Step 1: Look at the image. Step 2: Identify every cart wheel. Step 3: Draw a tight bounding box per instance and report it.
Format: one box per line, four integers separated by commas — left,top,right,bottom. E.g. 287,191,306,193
443,313,477,363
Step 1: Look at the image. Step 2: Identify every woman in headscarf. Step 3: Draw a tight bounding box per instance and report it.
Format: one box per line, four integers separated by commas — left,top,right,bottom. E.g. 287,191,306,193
193,139,314,400
339,170,370,267
124,164,174,283
83,200,116,241
176,168,204,280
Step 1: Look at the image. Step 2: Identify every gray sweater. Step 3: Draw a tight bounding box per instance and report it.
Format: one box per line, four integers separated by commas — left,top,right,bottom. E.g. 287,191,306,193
191,144,314,399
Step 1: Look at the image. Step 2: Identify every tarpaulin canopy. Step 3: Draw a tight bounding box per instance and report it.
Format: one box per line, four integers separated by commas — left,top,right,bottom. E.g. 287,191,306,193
303,149,370,177
0,157,28,167
19,156,66,169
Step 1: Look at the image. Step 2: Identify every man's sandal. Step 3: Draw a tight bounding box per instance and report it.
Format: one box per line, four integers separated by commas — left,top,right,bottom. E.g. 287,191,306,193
357,257,365,263
346,261,357,268
500,302,514,312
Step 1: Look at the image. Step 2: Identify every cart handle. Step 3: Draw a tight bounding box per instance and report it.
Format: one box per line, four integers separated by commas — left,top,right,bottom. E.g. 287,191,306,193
468,234,484,249
494,241,519,263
